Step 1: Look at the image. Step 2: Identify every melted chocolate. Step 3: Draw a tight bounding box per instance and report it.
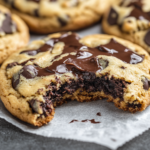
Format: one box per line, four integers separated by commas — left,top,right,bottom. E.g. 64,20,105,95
128,7,150,21
27,0,40,2
12,33,144,89
120,0,143,10
19,34,144,78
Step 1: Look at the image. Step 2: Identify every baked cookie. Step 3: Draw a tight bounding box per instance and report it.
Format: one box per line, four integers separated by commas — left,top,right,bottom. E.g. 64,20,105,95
102,0,150,53
0,5,29,64
0,0,110,34
1,32,150,126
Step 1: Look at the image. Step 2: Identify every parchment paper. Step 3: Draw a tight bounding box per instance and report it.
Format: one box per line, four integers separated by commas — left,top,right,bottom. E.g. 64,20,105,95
1,24,150,150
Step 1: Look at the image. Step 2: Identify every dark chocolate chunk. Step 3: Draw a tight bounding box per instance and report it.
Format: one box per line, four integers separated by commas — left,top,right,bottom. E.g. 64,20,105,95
70,120,78,123
29,99,43,114
107,8,118,25
0,12,17,34
144,30,150,46
142,77,150,90
58,17,68,27
21,65,38,79
29,99,53,117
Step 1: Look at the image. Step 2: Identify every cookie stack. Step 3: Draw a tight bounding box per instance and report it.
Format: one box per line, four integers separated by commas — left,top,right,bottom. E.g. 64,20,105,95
0,0,150,127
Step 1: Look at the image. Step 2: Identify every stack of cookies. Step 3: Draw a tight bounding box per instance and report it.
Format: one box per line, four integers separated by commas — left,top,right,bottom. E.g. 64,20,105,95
0,0,150,127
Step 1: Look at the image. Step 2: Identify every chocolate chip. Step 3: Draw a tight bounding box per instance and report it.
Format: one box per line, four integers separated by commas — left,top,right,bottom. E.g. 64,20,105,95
107,8,118,25
144,30,150,46
29,99,43,114
58,16,69,26
142,77,150,90
29,99,53,117
21,65,38,79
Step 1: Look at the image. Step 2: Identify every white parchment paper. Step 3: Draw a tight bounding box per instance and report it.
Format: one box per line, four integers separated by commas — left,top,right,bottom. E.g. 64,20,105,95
1,24,150,150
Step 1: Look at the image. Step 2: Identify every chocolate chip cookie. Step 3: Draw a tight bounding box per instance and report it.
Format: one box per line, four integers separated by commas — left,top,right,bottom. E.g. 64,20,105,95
102,0,150,53
1,32,150,126
0,5,29,64
0,0,110,34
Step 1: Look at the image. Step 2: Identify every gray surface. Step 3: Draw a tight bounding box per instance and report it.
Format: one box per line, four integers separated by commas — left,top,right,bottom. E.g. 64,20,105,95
0,118,150,150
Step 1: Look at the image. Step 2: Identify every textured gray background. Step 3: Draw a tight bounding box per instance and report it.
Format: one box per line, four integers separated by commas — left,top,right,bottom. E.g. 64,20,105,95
1,24,150,150
0,118,150,150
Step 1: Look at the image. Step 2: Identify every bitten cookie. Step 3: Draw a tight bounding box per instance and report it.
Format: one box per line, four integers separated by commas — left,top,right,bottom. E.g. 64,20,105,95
1,32,150,126
0,5,29,64
0,0,110,34
102,0,150,53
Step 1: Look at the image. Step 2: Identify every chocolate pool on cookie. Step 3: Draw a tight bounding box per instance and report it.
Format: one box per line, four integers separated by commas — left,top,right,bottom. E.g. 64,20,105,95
102,0,150,53
0,0,110,34
0,32,150,126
